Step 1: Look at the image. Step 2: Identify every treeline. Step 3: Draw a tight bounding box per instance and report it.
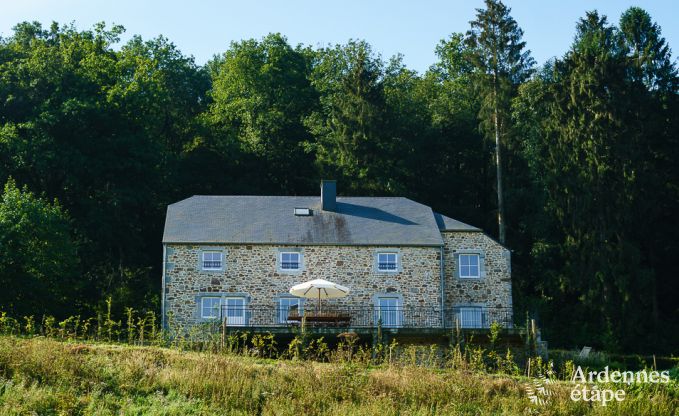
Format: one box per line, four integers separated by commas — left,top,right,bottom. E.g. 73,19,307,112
0,2,677,353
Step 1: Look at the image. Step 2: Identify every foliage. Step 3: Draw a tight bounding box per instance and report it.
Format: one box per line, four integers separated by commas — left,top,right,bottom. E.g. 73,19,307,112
465,0,535,244
0,21,207,316
0,303,677,414
512,10,679,352
0,179,78,317
304,40,394,193
205,33,317,194
0,5,677,354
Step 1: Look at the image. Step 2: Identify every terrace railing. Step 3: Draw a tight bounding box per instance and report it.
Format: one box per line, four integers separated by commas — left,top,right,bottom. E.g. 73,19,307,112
216,305,513,329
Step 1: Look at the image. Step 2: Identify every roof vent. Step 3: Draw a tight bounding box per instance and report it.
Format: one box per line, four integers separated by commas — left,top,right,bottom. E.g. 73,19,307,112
294,207,312,216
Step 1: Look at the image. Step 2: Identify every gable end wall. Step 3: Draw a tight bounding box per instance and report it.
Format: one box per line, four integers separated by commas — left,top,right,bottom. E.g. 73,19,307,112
442,231,512,310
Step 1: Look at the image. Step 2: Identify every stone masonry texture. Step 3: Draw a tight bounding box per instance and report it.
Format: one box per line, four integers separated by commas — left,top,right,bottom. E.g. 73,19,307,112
442,231,513,315
164,231,512,327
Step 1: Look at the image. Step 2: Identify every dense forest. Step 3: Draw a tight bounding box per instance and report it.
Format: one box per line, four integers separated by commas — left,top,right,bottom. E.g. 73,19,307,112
0,1,677,354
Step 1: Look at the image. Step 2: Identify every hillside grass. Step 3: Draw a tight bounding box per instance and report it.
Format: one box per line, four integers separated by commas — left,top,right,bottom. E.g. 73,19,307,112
0,336,677,415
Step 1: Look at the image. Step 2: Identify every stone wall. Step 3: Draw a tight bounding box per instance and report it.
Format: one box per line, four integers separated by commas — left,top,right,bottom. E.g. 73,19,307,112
164,244,442,327
163,231,513,328
442,231,512,313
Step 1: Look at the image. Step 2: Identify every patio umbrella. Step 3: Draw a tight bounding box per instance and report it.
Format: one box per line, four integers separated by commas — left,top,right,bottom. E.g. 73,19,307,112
289,279,350,313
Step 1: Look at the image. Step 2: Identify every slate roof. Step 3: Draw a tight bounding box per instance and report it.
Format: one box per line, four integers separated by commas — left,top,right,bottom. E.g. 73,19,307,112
433,212,480,232
163,195,481,246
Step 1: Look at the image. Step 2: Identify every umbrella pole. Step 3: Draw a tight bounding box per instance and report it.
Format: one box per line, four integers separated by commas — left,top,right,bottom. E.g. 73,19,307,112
318,288,321,314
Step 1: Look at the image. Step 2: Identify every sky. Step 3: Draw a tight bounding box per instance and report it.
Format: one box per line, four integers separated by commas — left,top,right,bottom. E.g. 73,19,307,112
0,0,677,73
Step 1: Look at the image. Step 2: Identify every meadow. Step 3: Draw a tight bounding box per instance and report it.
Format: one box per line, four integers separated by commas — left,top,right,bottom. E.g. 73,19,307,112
0,329,677,415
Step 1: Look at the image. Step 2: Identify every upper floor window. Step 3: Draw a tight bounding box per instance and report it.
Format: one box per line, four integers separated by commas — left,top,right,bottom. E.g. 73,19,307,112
377,253,398,272
459,253,480,278
202,251,223,270
280,252,300,270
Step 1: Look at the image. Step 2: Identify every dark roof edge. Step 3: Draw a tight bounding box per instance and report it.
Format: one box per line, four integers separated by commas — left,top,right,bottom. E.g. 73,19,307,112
433,212,481,231
174,195,414,200
162,241,444,247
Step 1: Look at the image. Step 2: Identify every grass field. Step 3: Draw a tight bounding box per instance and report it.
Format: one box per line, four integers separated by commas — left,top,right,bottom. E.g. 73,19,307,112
0,336,677,415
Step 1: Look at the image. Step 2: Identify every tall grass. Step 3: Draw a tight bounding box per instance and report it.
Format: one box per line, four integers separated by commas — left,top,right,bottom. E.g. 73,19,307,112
0,306,677,415
0,336,677,415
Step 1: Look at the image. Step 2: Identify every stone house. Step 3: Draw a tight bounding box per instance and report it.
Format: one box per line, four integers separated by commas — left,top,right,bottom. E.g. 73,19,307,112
161,181,512,331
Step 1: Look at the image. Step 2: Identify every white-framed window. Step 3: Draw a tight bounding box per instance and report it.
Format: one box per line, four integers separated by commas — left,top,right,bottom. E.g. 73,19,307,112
201,297,222,319
199,296,247,325
223,297,246,326
202,251,223,270
376,296,402,327
459,307,485,328
280,252,301,270
459,253,480,278
377,253,398,272
278,297,302,323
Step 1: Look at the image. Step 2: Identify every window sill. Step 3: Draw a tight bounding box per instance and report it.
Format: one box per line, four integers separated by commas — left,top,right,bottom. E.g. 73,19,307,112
277,268,304,274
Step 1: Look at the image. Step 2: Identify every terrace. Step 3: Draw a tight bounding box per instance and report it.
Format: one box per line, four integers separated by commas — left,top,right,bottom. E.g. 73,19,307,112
210,305,514,335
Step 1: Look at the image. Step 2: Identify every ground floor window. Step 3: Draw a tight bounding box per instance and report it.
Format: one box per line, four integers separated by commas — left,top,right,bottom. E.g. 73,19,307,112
201,297,222,319
223,297,246,326
199,296,246,325
376,296,402,327
278,297,302,323
459,306,485,328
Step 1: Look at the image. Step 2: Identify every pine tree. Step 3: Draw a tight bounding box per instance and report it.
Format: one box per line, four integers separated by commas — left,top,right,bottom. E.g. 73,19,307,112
465,0,534,244
619,7,677,92
304,41,392,193
517,9,679,351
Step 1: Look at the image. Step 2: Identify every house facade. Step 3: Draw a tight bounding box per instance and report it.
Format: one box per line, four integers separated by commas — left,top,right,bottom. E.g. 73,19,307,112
161,181,512,331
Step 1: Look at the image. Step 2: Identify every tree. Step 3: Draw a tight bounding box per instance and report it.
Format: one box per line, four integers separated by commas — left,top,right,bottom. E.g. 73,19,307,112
465,0,534,244
420,34,489,226
618,7,679,341
0,22,206,311
304,40,395,194
619,7,677,92
514,9,679,351
114,34,209,156
0,179,78,317
0,14,677,353
205,34,317,194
